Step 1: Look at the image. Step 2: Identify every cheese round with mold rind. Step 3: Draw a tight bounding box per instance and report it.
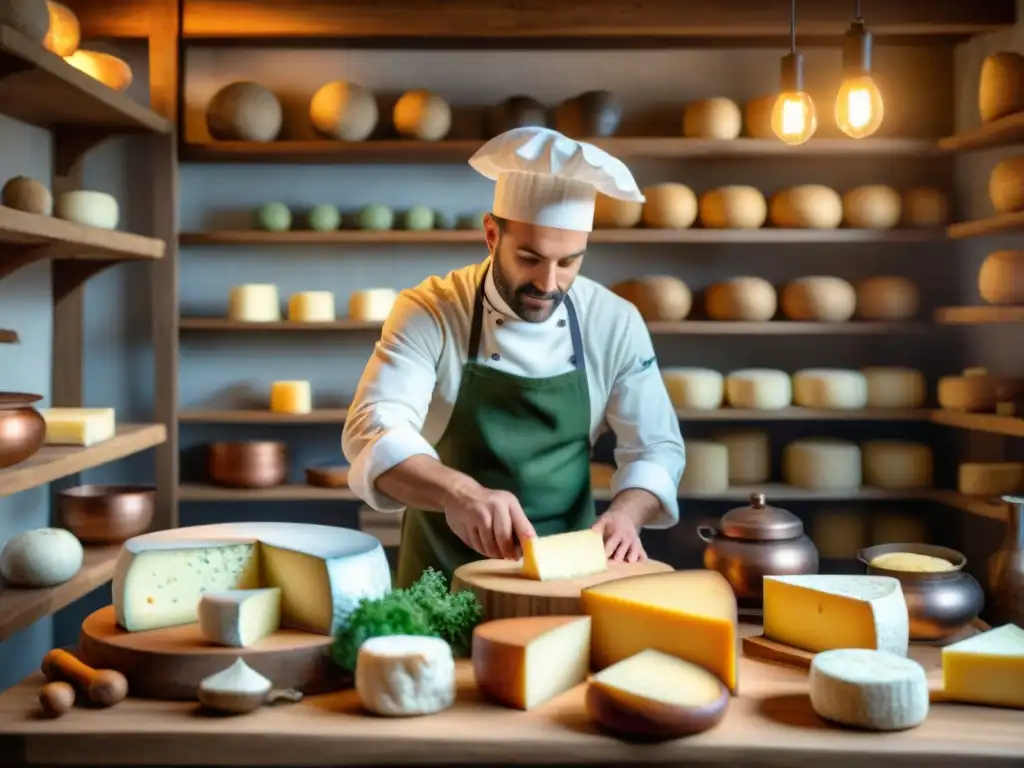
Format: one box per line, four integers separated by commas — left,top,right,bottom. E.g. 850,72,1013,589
901,187,950,227
780,276,856,322
662,368,724,411
861,367,926,408
792,369,868,410
705,277,777,321
863,441,933,490
725,369,792,410
678,441,729,493
228,284,281,322
349,288,397,322
854,277,919,320
682,98,742,140
356,634,456,716
714,430,770,484
784,438,862,490
769,185,843,229
843,185,902,230
698,186,767,229
641,183,698,229
978,250,1024,304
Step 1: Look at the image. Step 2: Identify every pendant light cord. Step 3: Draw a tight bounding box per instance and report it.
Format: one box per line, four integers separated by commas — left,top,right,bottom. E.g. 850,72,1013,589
855,0,862,21
790,0,797,53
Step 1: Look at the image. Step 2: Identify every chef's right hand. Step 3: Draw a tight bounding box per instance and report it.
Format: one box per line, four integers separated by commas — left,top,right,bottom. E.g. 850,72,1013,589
443,482,535,560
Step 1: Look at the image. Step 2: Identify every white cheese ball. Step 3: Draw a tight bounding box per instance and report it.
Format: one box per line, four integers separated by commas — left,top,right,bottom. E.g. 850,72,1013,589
0,528,84,587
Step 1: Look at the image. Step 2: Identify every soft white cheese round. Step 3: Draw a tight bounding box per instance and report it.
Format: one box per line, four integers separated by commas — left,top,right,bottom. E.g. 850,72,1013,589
792,369,868,410
228,284,281,322
678,441,729,494
356,634,456,716
0,527,84,587
725,369,792,410
288,291,336,322
662,368,724,410
349,288,397,322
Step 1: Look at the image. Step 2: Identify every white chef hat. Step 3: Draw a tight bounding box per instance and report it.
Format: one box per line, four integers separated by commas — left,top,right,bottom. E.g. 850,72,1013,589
469,126,645,233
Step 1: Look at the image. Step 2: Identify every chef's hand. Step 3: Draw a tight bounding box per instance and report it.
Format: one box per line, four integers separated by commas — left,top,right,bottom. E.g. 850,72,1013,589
443,482,536,560
592,510,647,563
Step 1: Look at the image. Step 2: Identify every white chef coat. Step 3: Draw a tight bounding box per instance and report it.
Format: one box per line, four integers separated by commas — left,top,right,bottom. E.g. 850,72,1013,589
342,258,686,528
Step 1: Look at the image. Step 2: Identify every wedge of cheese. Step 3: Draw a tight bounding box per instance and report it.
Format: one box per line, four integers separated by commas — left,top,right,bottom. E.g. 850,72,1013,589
521,530,607,581
39,407,116,446
197,587,282,647
941,623,1024,709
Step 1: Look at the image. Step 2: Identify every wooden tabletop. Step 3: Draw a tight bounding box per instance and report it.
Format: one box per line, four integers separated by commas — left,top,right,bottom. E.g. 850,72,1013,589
0,628,1021,767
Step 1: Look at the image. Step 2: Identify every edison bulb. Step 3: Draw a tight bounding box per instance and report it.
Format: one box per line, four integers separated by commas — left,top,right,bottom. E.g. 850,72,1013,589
771,91,817,145
836,75,884,138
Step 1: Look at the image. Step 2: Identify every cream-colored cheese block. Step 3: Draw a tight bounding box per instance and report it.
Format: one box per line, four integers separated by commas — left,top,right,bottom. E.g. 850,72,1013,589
698,186,767,229
714,430,770,484
357,634,456,716
863,441,933,490
678,441,729,493
769,185,843,229
980,52,1024,123
593,193,642,228
287,291,336,322
705,277,777,321
197,587,281,647
792,369,868,409
870,514,927,546
743,95,776,139
988,158,1024,214
349,288,397,322
783,438,862,490
612,276,692,321
964,366,989,377
662,368,724,410
682,98,742,140
979,251,1024,304
763,574,909,656
641,183,698,229
725,369,792,410
39,407,116,446
843,185,901,230
854,277,919,320
269,381,312,414
941,623,1024,709
861,367,926,408
780,276,856,322
901,187,950,228
811,509,868,560
228,284,280,322
809,649,928,731
957,462,1024,496
938,375,1024,412
521,530,607,581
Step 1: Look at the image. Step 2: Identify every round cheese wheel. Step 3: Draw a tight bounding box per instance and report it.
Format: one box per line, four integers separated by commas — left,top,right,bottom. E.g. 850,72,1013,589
662,368,724,410
854,277,919,320
937,375,1024,412
725,369,792,410
641,183,698,229
309,81,378,142
901,188,950,228
957,462,1024,496
705,277,777,321
593,193,642,228
714,430,770,484
769,186,843,229
863,441,933,490
356,634,456,716
0,175,52,215
780,276,856,322
792,369,868,410
861,367,926,408
288,291,336,322
979,52,1024,123
206,82,283,142
682,98,742,140
270,380,312,414
978,250,1024,304
811,509,868,559
843,185,901,230
783,438,862,490
744,95,776,139
611,276,692,321
393,90,451,141
678,441,729,493
988,157,1024,214
871,514,927,545
698,186,767,229
0,528,84,588
349,288,397,321
228,284,281,322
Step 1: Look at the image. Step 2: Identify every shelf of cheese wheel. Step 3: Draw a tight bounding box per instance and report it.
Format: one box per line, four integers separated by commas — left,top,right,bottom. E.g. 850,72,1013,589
214,283,397,328
940,52,1024,152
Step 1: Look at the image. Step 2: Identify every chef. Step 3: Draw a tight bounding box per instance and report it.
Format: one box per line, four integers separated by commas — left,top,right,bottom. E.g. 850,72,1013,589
342,126,686,588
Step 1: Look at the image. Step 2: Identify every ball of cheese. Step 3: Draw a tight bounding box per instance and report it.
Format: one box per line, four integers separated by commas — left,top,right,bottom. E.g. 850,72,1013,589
698,186,767,229
611,276,692,321
855,277,919,320
682,98,742,140
901,188,950,228
784,438,862,490
255,202,291,232
394,90,451,141
288,291,336,322
861,367,926,408
979,52,1024,123
356,634,456,716
744,95,776,139
870,552,954,573
843,185,902,230
0,175,52,215
863,441,933,489
769,185,843,229
988,157,1024,214
349,288,397,322
0,528,84,588
792,369,868,410
0,0,50,43
780,276,856,322
978,251,1024,304
725,369,792,410
309,81,379,142
228,284,281,322
206,82,283,142
641,183,698,229
714,430,770,484
678,441,729,493
662,368,724,410
705,277,777,321
593,193,642,228
811,509,868,559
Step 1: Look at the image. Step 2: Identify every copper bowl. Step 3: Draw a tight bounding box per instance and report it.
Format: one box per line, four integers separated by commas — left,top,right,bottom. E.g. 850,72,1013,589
208,441,287,488
0,392,46,469
59,485,155,544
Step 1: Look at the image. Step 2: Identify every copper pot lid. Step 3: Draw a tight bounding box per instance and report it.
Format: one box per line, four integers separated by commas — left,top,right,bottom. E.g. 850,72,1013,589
720,492,804,541
0,392,42,407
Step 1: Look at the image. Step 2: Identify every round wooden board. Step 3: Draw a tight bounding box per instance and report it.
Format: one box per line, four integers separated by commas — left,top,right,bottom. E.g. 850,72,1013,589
451,558,672,621
78,606,349,700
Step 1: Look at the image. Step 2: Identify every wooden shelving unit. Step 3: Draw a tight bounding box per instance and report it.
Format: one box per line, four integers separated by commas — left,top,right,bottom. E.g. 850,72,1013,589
934,306,1024,324
948,210,1024,239
931,410,1024,438
939,111,1024,152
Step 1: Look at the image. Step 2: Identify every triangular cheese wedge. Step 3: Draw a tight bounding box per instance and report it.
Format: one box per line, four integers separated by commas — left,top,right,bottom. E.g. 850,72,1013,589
941,624,1024,709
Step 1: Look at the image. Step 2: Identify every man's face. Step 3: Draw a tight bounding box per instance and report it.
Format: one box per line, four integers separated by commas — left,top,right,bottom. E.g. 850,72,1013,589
483,214,588,323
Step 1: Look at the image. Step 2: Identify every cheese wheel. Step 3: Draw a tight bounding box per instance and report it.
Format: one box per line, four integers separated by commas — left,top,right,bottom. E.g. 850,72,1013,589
901,188,950,228
705,277,776,321
641,183,698,229
978,251,1024,304
228,284,280,322
714,430,770,484
783,438,862,490
0,528,83,588
593,193,642,228
678,441,729,493
269,381,312,414
725,369,792,410
809,649,929,732
682,98,742,140
843,185,901,230
309,81,378,142
979,52,1024,123
792,369,868,410
349,288,397,322
611,276,691,321
863,441,933,490
957,462,1024,496
769,186,843,229
744,94,776,139
988,157,1024,214
861,367,926,408
356,635,456,716
206,82,283,142
811,509,868,560
662,368,724,410
698,186,767,229
288,291,335,322
871,514,927,545
854,277,919,320
393,89,451,141
780,276,856,322
937,375,1024,411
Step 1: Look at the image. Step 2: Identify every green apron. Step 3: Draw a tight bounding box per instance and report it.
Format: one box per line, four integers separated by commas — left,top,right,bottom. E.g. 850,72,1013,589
396,265,596,588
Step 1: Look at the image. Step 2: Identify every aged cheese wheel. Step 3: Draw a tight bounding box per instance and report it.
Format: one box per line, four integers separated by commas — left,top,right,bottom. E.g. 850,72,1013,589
554,90,622,138
611,276,691,321
725,369,792,410
714,430,770,484
780,276,856,322
784,438,862,490
705,277,777,321
288,291,335,322
44,1,80,56
978,251,1024,304
811,509,868,560
698,186,767,229
63,50,133,92
682,98,742,140
769,186,843,229
350,289,398,322
228,284,281,322
861,367,926,408
901,188,950,228
678,441,729,493
0,528,83,588
937,375,1024,412
485,95,547,137
206,82,283,142
979,52,1024,123
843,185,902,230
641,183,698,229
957,462,1024,496
744,95,776,139
662,368,724,411
1,175,52,215
309,81,378,142
0,0,50,42
863,441,933,490
871,514,927,546
593,193,642,228
855,277,919,320
394,90,451,141
988,157,1024,214
792,369,868,410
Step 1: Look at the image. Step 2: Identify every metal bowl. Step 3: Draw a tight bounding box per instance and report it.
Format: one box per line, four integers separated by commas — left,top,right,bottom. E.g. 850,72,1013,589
59,485,155,544
0,392,46,469
208,441,287,488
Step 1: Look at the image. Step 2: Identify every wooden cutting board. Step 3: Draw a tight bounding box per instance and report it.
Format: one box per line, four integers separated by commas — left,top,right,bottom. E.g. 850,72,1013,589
451,558,672,622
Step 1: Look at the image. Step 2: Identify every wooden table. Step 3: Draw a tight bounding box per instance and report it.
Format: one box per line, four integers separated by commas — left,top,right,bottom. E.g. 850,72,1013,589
0,630,1021,768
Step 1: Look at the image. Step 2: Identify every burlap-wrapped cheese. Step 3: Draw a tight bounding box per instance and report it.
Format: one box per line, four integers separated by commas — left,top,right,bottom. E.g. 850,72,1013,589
699,186,767,229
683,98,742,140
705,277,777,321
309,81,378,142
593,193,642,228
612,276,692,321
843,185,902,230
979,52,1024,123
855,277,919,320
641,183,698,229
394,90,451,141
769,186,843,229
744,95,776,139
978,251,1024,304
902,188,950,227
206,82,283,142
988,156,1024,214
781,277,856,322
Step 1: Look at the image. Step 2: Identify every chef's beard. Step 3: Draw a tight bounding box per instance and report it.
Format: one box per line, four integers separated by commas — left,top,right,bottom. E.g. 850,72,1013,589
492,252,566,323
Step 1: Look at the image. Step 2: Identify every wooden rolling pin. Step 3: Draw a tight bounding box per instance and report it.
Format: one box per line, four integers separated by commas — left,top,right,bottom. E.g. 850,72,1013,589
41,649,128,707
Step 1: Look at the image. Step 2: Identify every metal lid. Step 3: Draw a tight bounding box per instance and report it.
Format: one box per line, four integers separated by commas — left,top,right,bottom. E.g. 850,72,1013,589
720,492,804,541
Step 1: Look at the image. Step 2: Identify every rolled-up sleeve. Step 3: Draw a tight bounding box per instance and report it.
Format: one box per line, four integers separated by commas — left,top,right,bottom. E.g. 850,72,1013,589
604,304,686,528
342,290,444,513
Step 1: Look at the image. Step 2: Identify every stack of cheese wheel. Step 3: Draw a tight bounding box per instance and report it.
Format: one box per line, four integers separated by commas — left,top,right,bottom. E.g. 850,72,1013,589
678,441,729,493
705,277,776,321
901,188,950,228
714,430,770,484
861,367,927,408
854,276,919,320
862,441,933,489
843,186,901,230
682,98,742,140
978,250,1024,305
698,187,767,229
725,369,791,410
641,184,698,229
937,367,1024,412
780,277,856,322
810,508,868,560
228,284,280,322
769,186,843,229
783,438,862,490
612,276,691,321
792,369,868,410
662,368,724,411
979,52,1024,123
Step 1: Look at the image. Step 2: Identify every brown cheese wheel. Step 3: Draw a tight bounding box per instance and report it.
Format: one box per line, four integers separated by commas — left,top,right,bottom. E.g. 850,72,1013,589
781,277,856,322
988,157,1024,214
769,186,843,229
744,95,776,139
641,183,698,229
593,193,643,228
855,277,919,320
978,251,1024,304
394,90,451,141
979,52,1024,123
843,185,902,230
206,82,283,142
705,277,777,321
611,276,692,321
698,186,767,229
682,98,742,140
902,188,950,227
309,81,379,142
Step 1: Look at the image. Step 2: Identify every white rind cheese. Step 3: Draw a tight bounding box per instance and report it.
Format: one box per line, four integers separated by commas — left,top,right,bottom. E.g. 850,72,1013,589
197,587,282,647
288,291,336,322
792,369,868,409
662,368,724,410
228,284,281,322
725,369,792,410
809,649,929,731
678,441,729,493
941,624,1024,709
356,635,456,716
783,438,862,490
349,288,397,321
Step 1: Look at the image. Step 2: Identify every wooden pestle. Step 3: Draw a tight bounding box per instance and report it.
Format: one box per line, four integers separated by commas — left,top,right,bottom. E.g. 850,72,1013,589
41,649,128,707
38,681,76,717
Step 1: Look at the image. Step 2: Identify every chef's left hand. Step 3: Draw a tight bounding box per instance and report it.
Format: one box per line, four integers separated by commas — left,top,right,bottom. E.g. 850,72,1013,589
591,510,647,563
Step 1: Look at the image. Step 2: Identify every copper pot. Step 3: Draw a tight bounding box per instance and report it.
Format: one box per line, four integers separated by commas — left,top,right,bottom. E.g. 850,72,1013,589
208,441,287,488
988,495,1024,626
697,492,819,600
860,542,984,641
0,392,46,469
59,485,155,544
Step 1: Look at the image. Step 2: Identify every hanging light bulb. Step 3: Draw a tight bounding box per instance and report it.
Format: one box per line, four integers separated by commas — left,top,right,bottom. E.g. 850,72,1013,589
772,0,817,145
835,2,884,138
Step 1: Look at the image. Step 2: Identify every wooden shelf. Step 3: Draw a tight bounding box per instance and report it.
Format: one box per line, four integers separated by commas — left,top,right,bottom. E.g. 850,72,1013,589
179,483,358,501
0,26,170,134
0,328,18,343
948,210,1024,239
934,306,1024,324
0,424,167,498
939,112,1024,152
179,408,350,423
931,490,1010,521
179,318,382,332
931,409,1024,438
0,545,119,642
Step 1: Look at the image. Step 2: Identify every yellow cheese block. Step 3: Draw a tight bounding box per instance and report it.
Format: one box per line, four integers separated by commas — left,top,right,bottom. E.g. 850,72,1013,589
288,291,336,322
269,381,312,414
521,530,607,581
39,407,116,446
228,284,280,322
942,624,1024,709
957,462,1024,496
580,570,738,693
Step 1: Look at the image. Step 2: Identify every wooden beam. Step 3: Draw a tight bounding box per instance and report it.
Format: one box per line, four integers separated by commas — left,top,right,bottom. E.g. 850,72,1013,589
64,0,151,38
